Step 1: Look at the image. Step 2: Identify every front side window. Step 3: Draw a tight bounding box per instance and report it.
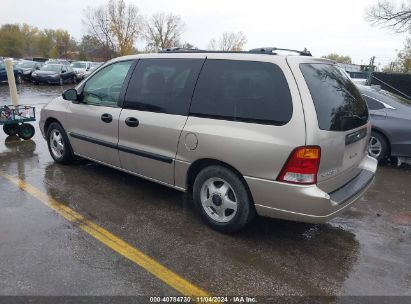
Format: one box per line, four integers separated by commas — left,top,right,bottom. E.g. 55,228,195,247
82,61,133,107
300,63,368,131
123,59,204,115
190,60,293,125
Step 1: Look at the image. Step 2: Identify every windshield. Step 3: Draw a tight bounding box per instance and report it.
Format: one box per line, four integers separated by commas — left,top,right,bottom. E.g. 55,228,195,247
17,61,36,68
40,64,62,72
300,63,368,131
72,62,87,69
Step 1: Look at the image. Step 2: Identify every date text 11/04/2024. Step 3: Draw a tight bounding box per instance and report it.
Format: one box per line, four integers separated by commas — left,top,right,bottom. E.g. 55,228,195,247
149,297,256,303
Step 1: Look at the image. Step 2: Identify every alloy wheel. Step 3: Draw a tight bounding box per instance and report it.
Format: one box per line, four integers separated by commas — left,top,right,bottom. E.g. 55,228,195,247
50,129,65,159
369,135,382,159
200,177,238,223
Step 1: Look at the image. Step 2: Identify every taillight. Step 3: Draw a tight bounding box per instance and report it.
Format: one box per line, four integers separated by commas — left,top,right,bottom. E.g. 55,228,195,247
277,146,321,185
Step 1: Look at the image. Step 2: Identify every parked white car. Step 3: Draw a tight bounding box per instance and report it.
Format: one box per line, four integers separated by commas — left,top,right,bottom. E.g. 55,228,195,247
71,61,92,81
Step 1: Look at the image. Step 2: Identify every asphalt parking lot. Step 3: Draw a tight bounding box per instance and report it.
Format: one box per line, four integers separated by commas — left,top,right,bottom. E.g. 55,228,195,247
0,84,410,300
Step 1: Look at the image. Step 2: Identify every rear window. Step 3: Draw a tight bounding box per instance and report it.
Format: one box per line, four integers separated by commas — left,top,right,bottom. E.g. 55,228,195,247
190,60,293,125
300,63,368,131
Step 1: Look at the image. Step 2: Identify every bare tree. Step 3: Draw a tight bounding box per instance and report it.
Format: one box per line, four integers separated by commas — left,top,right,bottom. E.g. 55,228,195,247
83,5,115,59
83,0,142,59
396,36,411,72
144,13,185,51
208,31,247,51
108,0,142,56
366,0,411,32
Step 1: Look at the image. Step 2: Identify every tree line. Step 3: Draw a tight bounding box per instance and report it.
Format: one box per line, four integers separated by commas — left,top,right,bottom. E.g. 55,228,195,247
0,0,247,61
366,0,411,73
2,0,409,72
0,24,77,59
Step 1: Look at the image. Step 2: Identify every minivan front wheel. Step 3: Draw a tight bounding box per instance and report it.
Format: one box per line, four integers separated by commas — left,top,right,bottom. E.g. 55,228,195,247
193,166,255,233
47,122,74,165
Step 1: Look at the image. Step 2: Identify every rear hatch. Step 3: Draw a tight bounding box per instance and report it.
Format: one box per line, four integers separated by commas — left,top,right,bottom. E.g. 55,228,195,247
288,57,370,193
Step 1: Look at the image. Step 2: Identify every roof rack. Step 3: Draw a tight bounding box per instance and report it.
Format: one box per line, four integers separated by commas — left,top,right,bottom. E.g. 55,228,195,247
158,47,312,56
249,47,312,56
159,47,201,53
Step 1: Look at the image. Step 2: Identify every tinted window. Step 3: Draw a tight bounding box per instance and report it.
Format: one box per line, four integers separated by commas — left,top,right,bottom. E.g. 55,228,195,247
124,59,204,115
300,63,368,131
82,60,133,107
362,94,385,110
190,60,292,125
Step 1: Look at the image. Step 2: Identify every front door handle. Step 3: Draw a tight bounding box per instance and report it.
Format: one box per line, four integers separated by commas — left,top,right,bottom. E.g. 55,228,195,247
125,117,139,127
101,113,112,123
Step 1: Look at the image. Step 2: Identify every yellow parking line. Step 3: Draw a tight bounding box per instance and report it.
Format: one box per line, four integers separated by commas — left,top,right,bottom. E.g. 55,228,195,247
0,172,210,298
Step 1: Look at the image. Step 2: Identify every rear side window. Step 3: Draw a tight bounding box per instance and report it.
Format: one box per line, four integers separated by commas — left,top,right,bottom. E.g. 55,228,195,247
190,60,293,125
362,95,385,110
300,63,368,131
124,59,204,115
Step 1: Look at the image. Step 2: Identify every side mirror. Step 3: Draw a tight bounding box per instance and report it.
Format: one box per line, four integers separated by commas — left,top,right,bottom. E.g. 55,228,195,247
62,70,66,73
62,88,78,102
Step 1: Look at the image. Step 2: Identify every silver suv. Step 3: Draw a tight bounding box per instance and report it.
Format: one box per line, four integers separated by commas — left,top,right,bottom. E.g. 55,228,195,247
40,47,377,233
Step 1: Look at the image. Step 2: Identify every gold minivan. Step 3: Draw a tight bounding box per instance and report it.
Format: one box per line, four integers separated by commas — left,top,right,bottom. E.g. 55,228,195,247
40,48,377,233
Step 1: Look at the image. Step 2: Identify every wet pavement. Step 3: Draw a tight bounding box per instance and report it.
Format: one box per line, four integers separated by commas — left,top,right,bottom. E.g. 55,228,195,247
0,83,410,297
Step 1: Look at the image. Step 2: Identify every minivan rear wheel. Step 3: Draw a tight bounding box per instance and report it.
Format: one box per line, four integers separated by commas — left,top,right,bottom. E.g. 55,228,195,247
369,131,388,161
193,166,255,233
46,122,74,165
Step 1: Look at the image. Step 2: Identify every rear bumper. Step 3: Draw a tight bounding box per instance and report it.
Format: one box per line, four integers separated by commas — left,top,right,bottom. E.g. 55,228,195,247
246,155,377,223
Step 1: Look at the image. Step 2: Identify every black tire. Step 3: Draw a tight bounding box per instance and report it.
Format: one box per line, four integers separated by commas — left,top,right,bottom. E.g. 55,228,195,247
15,73,23,84
369,131,388,161
33,80,39,85
193,165,255,233
18,123,35,140
3,123,19,136
46,122,74,165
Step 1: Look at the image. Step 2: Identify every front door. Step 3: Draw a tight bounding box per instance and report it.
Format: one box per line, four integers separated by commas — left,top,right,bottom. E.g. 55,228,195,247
66,60,134,167
118,57,205,185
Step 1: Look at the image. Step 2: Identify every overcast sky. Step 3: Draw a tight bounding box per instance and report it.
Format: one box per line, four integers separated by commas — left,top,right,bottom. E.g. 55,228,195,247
1,0,408,66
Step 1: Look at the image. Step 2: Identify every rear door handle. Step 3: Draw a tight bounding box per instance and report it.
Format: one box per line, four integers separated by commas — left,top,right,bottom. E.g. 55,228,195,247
125,117,139,127
101,113,112,123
